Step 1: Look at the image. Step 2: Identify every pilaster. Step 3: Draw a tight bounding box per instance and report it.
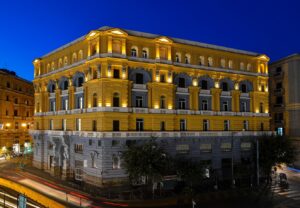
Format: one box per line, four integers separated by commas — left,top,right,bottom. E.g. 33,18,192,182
211,88,222,111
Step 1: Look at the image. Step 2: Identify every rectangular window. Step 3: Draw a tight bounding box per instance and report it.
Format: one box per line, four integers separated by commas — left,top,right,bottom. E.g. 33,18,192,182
201,100,208,110
221,142,232,152
136,118,144,131
135,96,143,107
222,101,228,111
92,120,97,131
243,120,249,131
241,142,252,151
200,143,212,153
113,69,120,78
203,119,209,131
160,74,165,82
201,80,208,90
76,118,81,131
49,119,53,130
136,73,144,84
224,120,230,131
113,120,120,131
15,122,19,129
160,121,165,131
62,119,66,131
98,140,101,147
260,103,264,113
176,144,189,154
14,110,18,116
74,144,83,153
89,139,92,146
241,102,247,112
112,140,120,146
5,110,8,116
179,98,186,109
276,82,282,89
180,119,187,131
260,123,264,131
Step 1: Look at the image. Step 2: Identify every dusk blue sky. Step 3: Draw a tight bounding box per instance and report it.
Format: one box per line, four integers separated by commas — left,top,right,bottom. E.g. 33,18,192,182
0,0,299,81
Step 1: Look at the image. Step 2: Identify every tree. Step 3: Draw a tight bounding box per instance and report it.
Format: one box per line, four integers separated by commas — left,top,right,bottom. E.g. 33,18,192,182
173,157,205,193
122,139,170,186
258,135,296,178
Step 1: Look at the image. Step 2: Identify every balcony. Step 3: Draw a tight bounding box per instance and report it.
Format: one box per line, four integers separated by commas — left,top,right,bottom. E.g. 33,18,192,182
149,109,175,114
76,87,84,93
217,111,236,116
199,110,215,116
177,87,189,93
45,111,55,116
71,109,84,114
57,110,67,115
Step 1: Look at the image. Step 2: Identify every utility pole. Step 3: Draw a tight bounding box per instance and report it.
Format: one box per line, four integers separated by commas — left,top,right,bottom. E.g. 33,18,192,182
256,138,260,186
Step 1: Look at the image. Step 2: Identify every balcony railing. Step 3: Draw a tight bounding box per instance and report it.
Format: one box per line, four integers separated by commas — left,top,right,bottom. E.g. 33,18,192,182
200,89,210,95
221,91,231,96
133,84,147,90
177,87,189,93
240,93,250,98
49,93,56,98
76,87,84,92
61,90,69,96
132,108,149,113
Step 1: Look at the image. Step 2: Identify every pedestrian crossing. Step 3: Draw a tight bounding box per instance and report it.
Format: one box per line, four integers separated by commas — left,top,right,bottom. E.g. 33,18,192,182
271,183,300,207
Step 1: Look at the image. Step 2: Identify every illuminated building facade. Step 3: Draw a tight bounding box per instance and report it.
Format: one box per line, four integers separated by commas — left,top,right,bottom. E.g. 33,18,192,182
31,26,271,185
269,53,300,167
0,69,34,154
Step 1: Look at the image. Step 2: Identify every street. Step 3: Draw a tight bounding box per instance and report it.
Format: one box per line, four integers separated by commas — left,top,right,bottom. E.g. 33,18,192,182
270,166,300,208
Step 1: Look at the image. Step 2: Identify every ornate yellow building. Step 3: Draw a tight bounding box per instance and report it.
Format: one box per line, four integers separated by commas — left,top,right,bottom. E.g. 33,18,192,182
0,69,34,155
31,26,271,185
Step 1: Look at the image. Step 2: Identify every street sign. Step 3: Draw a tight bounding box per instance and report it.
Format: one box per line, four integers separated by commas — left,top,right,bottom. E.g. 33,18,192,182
18,194,27,208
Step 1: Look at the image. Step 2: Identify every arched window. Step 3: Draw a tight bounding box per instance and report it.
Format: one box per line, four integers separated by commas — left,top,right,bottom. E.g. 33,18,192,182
228,60,233,69
142,48,148,58
63,80,69,90
241,84,247,93
160,96,166,109
112,154,121,169
201,80,208,90
72,53,77,63
208,57,213,67
175,53,180,62
113,93,120,107
93,93,97,107
78,50,83,60
78,77,84,87
222,82,229,91
246,63,251,71
240,62,245,70
131,47,137,57
51,62,55,71
260,102,264,113
220,59,226,68
260,64,265,73
63,57,68,66
185,54,190,64
199,56,205,65
47,64,50,72
58,59,63,68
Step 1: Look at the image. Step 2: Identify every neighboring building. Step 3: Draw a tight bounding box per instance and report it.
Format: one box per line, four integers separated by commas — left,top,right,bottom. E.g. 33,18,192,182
269,53,300,167
0,69,34,155
30,26,271,186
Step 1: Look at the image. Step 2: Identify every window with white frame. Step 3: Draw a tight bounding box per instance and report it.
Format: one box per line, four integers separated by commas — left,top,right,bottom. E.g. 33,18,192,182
142,49,148,58
201,100,208,110
247,63,252,71
220,59,226,68
136,118,144,131
49,119,53,130
185,54,190,64
228,60,233,69
199,56,205,65
175,53,181,62
222,101,229,111
131,48,137,57
178,98,186,109
240,62,245,70
203,119,209,131
135,96,143,107
243,120,249,131
208,57,213,67
180,119,187,131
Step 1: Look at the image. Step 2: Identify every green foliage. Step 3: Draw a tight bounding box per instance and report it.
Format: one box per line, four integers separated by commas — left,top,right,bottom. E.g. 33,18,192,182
121,139,170,184
173,157,205,187
258,135,296,176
